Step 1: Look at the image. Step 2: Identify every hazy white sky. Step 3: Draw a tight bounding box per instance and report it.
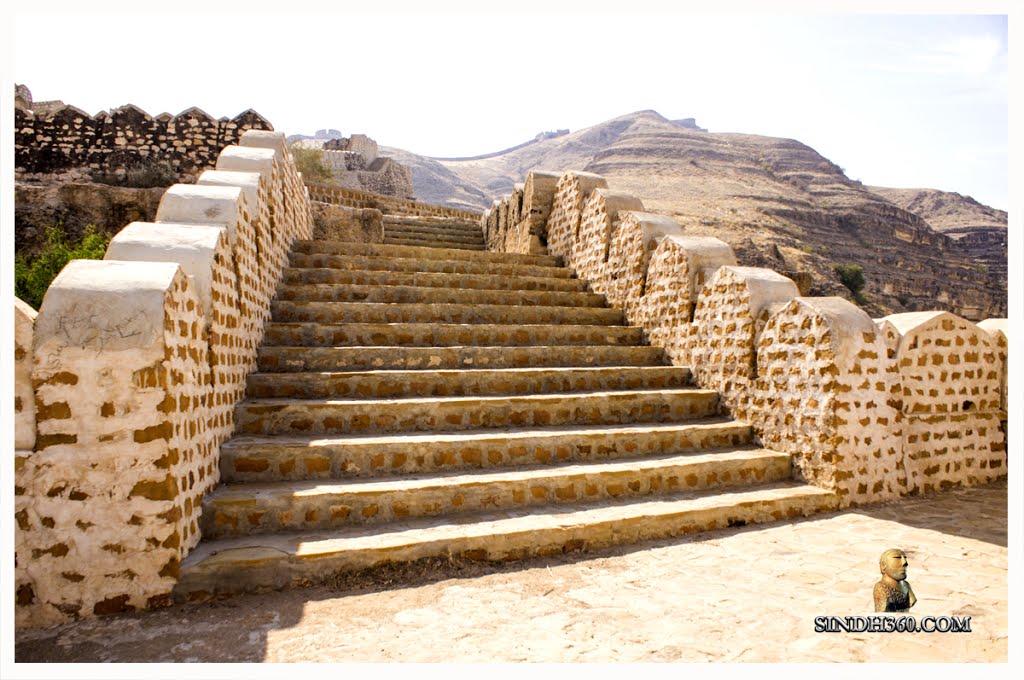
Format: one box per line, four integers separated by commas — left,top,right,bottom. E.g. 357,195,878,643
6,3,1012,210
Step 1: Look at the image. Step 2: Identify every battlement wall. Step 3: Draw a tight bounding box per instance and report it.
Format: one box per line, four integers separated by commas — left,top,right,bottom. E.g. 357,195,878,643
485,171,1008,506
14,100,273,181
14,130,313,629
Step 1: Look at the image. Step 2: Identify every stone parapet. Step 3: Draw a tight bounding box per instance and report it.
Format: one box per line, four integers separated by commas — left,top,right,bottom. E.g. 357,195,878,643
880,312,1005,494
17,261,211,626
15,298,38,451
484,170,1009,508
14,133,313,629
691,266,800,422
14,99,272,180
755,297,905,505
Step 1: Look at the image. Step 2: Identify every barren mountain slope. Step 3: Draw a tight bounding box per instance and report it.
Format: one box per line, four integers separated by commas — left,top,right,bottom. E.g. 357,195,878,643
390,110,1004,320
865,186,1007,233
866,186,1008,285
378,146,491,213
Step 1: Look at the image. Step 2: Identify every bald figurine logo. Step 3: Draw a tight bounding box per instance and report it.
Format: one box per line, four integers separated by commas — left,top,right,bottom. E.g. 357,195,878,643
873,549,918,613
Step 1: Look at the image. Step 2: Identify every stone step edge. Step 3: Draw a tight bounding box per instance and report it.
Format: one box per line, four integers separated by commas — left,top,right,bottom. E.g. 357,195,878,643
261,322,641,334
276,283,604,304
281,269,587,291
382,237,484,247
384,225,484,237
237,387,716,409
383,229,484,241
174,483,838,600
245,365,689,381
293,240,559,266
381,235,485,246
208,446,788,502
221,417,743,450
286,254,576,279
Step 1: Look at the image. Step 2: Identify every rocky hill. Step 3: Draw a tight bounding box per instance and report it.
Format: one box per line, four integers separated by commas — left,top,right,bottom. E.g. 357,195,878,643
866,186,1007,286
386,110,1005,320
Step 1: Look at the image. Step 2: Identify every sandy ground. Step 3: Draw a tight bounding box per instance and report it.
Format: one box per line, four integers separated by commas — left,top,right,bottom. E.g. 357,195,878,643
13,480,1008,664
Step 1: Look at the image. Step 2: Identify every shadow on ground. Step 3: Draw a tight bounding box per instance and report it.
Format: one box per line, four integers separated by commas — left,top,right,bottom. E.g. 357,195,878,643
14,479,1007,663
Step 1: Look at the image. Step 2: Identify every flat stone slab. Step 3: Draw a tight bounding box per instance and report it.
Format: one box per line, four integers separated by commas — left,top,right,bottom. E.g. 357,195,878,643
14,481,1007,662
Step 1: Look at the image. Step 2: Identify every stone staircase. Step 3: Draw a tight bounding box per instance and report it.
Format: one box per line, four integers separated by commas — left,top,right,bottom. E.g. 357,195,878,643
174,214,836,602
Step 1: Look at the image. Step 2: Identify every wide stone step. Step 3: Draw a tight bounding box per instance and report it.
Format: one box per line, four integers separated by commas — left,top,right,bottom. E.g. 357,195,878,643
382,215,481,230
246,365,691,400
383,223,484,240
202,448,793,539
283,267,588,292
220,418,751,482
384,223,484,238
291,241,546,265
382,237,486,251
174,483,839,602
233,388,720,436
256,344,665,372
276,283,606,308
288,252,574,279
270,301,623,325
261,322,643,348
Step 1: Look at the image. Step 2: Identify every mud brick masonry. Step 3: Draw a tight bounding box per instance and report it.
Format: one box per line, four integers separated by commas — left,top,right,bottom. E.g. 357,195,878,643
14,85,272,181
13,142,1007,628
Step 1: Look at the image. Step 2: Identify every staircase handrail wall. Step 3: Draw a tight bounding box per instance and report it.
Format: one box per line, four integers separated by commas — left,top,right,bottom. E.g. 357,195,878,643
483,170,1008,508
14,130,313,629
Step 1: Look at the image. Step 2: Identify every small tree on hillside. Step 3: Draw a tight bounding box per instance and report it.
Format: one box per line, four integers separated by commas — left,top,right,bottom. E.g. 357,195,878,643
289,145,334,184
834,263,867,305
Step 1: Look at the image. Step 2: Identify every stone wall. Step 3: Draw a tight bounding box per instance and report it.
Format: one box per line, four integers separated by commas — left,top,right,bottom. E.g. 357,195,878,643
879,312,1005,494
14,130,312,629
485,170,1008,508
14,93,273,181
307,182,480,221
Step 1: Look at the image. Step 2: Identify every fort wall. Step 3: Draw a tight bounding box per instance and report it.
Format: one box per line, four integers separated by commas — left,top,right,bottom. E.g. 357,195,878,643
484,170,1008,507
14,94,272,181
14,130,313,628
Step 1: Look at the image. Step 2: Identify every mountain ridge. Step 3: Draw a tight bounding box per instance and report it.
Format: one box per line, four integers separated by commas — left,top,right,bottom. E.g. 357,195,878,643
375,109,1004,320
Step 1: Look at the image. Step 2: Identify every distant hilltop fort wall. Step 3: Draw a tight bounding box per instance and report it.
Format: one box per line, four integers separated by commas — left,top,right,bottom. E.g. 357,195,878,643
319,134,415,200
14,84,273,182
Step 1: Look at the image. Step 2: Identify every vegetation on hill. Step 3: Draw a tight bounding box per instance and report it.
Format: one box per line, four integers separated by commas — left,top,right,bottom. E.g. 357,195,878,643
289,144,334,184
14,222,110,310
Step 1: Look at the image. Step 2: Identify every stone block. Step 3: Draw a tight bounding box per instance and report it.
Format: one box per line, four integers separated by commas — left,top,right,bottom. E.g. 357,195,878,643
522,170,561,223
977,318,1008,413
690,266,799,420
879,311,1004,494
575,189,645,288
546,171,609,261
20,260,212,627
641,235,736,365
239,129,287,159
15,298,38,451
755,296,905,507
311,203,384,243
155,183,263,349
605,211,683,314
105,222,228,328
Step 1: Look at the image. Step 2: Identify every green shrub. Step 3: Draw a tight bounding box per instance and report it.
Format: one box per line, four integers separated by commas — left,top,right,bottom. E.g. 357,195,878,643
289,145,334,184
14,223,111,310
833,263,867,304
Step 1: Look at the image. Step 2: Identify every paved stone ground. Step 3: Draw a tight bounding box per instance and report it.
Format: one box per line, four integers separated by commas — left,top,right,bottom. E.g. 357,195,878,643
14,480,1008,663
